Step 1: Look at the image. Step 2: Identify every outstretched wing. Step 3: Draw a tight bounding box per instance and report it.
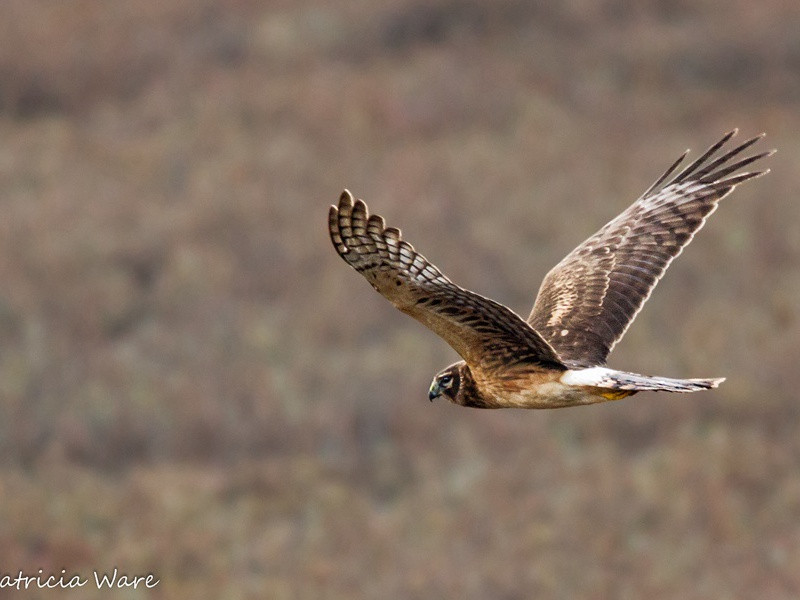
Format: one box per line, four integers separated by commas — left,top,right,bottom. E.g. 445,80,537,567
528,130,772,367
330,190,564,373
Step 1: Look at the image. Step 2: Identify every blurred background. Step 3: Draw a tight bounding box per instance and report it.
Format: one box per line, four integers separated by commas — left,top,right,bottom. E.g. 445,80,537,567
0,0,797,598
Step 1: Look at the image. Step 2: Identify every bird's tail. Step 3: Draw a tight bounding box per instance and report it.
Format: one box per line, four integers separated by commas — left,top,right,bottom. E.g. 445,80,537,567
563,367,725,394
604,371,725,393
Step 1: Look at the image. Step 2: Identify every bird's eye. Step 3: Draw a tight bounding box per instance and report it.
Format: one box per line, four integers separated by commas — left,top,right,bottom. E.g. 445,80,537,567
440,374,453,386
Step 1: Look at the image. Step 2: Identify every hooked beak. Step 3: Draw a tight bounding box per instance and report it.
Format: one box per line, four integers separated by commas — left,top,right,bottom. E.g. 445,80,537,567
428,381,441,402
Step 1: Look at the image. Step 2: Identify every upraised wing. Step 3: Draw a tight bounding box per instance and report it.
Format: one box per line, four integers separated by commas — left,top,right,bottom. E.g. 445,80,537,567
528,130,772,367
330,190,565,373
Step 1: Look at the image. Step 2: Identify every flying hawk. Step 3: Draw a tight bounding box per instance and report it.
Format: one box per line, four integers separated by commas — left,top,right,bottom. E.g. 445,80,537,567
329,130,771,408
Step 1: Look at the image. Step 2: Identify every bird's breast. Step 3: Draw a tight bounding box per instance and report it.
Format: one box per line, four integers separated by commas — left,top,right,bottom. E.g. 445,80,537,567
475,368,600,409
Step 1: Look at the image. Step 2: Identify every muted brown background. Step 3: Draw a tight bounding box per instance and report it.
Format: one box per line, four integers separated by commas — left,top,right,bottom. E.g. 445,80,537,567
0,1,798,598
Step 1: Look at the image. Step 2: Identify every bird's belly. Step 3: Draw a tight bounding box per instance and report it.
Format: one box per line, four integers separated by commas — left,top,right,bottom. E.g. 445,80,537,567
494,381,597,408
478,370,610,408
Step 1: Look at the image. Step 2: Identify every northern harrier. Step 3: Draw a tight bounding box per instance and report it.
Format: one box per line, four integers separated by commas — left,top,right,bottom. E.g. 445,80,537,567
329,130,771,408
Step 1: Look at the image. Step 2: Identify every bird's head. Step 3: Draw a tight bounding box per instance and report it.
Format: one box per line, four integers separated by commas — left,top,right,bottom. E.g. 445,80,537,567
428,363,464,404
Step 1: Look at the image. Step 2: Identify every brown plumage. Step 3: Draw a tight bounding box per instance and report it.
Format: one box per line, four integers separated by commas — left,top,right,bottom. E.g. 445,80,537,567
329,131,772,409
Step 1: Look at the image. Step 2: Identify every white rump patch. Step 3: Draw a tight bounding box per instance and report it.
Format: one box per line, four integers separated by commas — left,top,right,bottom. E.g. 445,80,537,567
560,367,615,386
560,329,569,336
